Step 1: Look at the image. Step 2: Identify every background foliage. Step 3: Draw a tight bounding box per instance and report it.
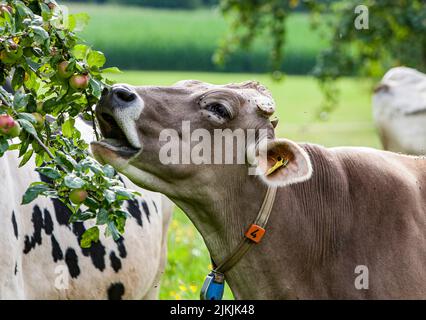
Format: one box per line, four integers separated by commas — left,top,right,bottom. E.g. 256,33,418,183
218,0,426,111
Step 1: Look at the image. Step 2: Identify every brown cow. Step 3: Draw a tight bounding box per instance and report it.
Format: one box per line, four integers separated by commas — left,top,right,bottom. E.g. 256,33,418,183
91,80,426,299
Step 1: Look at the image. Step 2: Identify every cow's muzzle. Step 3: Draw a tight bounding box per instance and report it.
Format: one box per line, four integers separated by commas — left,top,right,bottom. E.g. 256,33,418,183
93,84,143,158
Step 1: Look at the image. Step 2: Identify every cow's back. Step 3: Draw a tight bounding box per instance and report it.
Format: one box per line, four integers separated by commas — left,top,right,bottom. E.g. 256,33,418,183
0,148,171,299
329,146,426,298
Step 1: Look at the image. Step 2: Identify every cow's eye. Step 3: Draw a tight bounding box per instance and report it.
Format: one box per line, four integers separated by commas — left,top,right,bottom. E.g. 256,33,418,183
205,103,231,119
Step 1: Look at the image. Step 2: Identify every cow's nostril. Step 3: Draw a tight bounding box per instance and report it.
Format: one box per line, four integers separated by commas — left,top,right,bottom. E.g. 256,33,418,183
114,88,137,103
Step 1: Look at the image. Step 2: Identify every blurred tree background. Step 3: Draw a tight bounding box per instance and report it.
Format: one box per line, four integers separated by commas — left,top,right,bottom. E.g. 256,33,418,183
217,0,426,112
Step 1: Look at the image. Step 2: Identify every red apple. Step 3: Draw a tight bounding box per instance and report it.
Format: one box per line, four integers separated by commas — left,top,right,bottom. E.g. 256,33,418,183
7,123,20,138
0,115,21,138
69,74,90,90
57,61,73,79
69,189,88,204
0,115,15,130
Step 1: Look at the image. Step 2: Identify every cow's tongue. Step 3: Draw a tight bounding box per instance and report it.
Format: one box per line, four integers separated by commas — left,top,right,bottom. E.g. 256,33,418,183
97,112,140,152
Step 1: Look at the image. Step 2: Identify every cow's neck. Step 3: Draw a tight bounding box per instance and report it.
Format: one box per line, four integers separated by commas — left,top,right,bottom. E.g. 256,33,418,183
172,156,350,299
172,166,303,299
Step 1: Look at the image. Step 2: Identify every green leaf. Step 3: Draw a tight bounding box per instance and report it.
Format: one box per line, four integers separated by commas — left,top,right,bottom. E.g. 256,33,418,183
23,69,40,91
19,149,34,167
12,67,25,91
68,13,90,32
80,226,99,248
96,208,109,225
114,212,127,234
0,87,13,105
0,137,9,157
22,183,49,205
42,97,59,113
13,91,30,110
87,51,106,68
102,164,115,178
36,167,61,180
112,186,135,201
1,11,12,26
78,158,103,175
15,1,34,18
62,118,75,138
69,209,96,223
83,197,98,211
31,26,50,46
25,95,37,113
55,151,77,171
35,153,44,167
89,78,102,99
17,118,37,136
8,143,20,151
25,57,42,73
104,189,116,204
64,174,85,189
40,2,53,21
106,221,121,241
71,44,90,60
18,113,37,124
18,136,31,158
101,67,122,74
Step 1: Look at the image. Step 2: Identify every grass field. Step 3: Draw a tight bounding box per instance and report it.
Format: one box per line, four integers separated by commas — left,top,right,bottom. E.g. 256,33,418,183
67,3,329,73
108,71,380,300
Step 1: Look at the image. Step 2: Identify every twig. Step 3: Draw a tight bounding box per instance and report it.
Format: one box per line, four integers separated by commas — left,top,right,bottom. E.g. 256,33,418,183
85,93,100,141
31,133,54,159
90,106,100,141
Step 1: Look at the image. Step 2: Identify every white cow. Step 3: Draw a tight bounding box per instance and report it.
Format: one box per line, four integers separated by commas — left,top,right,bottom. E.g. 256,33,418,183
0,119,173,299
373,66,426,155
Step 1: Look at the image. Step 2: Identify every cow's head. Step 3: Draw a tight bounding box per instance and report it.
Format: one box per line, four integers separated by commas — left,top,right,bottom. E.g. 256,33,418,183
91,81,312,197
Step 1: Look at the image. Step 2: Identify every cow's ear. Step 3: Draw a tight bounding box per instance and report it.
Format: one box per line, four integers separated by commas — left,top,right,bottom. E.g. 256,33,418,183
256,138,312,187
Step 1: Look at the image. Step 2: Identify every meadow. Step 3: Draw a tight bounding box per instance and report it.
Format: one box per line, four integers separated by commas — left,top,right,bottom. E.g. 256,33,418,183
109,71,380,299
68,3,329,73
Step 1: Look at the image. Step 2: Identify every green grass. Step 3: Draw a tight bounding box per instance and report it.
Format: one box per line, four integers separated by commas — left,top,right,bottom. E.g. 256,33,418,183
67,3,328,73
108,70,380,300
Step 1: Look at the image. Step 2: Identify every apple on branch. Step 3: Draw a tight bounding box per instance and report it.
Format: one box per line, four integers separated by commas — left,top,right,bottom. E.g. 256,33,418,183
69,74,90,90
0,114,21,138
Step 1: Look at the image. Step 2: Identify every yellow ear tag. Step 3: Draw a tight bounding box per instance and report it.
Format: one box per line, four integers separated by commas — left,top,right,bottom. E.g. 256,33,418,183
266,156,289,176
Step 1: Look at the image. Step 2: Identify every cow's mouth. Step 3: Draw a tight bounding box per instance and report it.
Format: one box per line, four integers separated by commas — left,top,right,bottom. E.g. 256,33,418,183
94,112,141,158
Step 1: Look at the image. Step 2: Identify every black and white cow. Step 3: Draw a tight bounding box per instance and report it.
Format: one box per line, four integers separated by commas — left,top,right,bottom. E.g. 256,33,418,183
0,119,173,299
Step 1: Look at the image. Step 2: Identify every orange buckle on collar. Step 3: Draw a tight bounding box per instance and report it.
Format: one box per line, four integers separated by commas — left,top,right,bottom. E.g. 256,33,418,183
245,224,266,243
